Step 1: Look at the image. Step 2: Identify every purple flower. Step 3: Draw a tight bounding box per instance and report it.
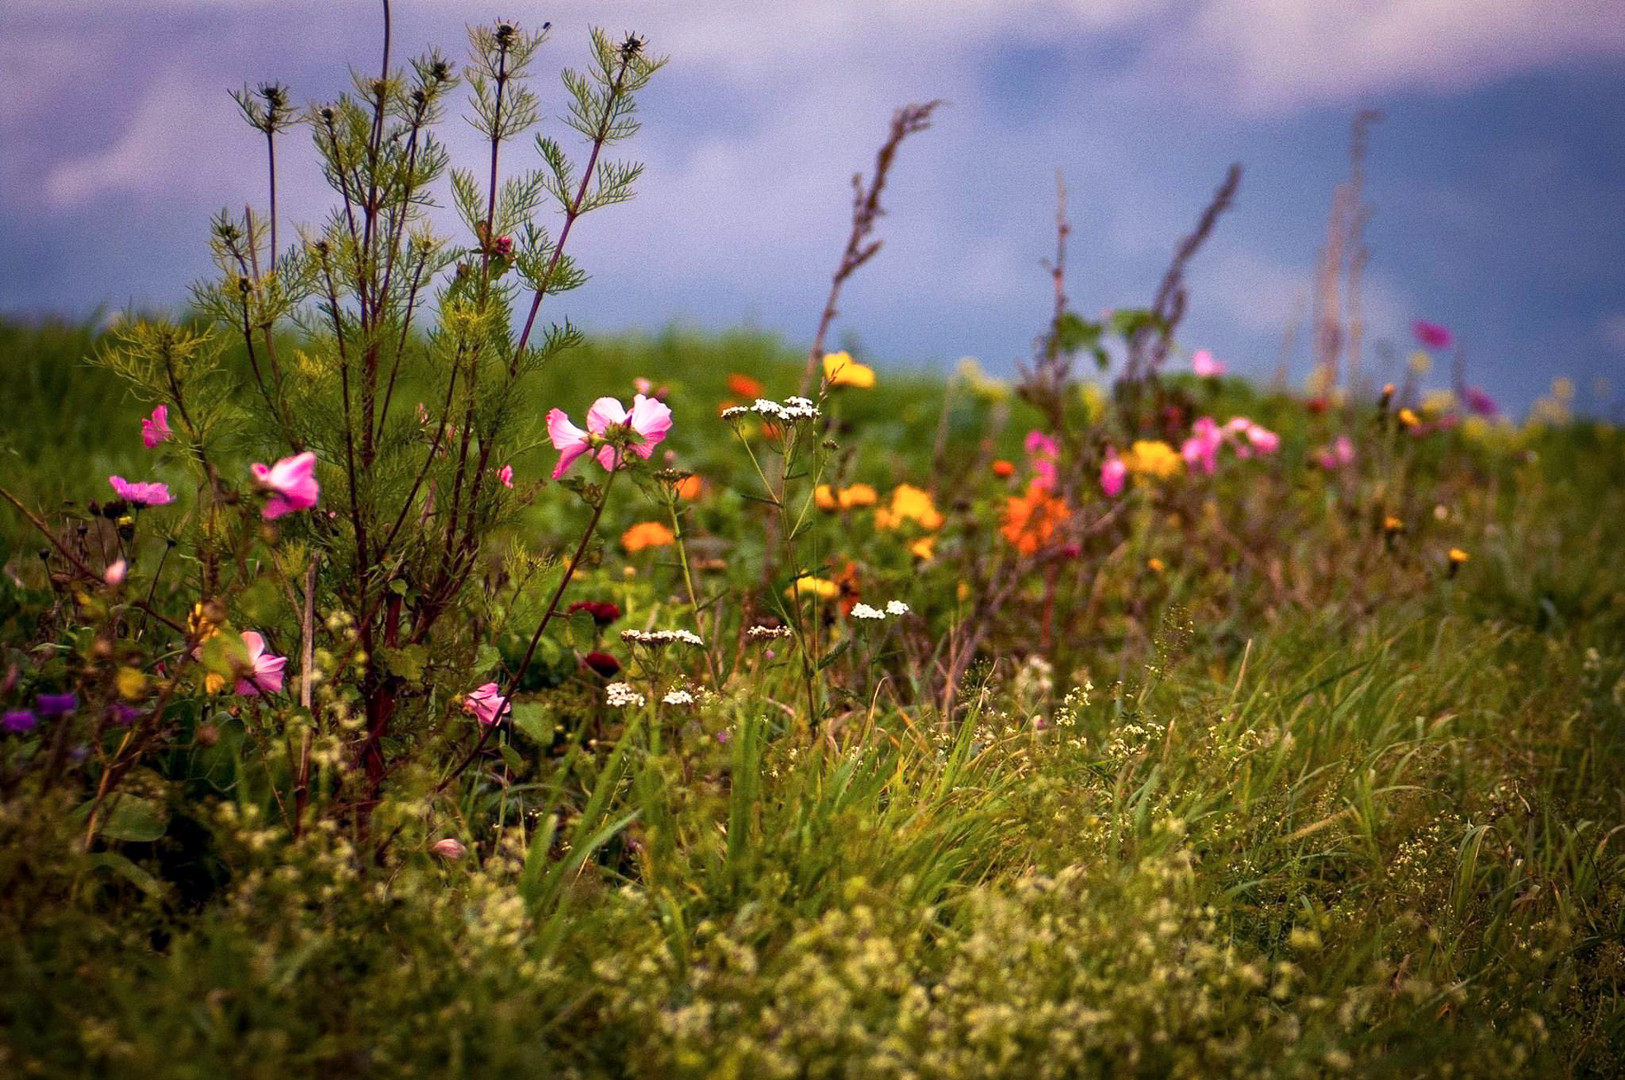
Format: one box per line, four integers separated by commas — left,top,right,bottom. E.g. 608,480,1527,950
1411,320,1453,350
107,702,142,726
3,709,37,733
1463,386,1498,417
108,476,174,507
35,693,77,717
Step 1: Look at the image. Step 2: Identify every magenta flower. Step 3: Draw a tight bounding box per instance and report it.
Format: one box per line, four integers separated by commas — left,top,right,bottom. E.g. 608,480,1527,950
1191,350,1227,378
1412,320,1453,350
1463,386,1498,417
141,405,172,448
547,393,672,479
462,682,510,726
498,464,514,489
3,709,36,734
109,476,174,507
1181,417,1223,474
235,631,287,696
251,451,319,520
1100,447,1126,498
1243,423,1280,455
1316,435,1356,470
1024,430,1060,491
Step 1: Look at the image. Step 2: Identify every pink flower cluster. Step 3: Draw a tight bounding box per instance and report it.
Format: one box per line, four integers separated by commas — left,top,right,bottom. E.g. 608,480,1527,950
1190,350,1227,378
1181,416,1281,474
1024,430,1060,492
1100,448,1126,498
1315,435,1356,470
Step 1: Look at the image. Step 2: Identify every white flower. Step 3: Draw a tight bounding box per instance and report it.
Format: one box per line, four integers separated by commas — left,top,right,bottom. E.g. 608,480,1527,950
752,398,784,416
662,689,694,706
850,603,886,620
620,628,705,648
885,600,910,616
605,682,646,708
720,406,751,421
747,625,793,640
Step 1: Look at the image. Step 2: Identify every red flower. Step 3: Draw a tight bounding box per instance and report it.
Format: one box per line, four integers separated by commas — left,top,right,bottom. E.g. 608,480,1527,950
568,600,623,627
583,651,621,678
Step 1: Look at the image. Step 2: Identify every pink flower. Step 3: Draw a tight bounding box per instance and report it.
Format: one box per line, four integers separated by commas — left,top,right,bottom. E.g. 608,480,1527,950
462,682,510,726
235,631,286,696
498,464,514,489
492,235,514,258
547,393,672,479
1191,350,1227,378
1316,435,1356,470
1243,423,1280,455
1412,320,1453,350
141,405,172,448
108,476,174,507
1024,430,1060,491
430,838,468,860
1463,386,1498,417
1181,417,1223,474
1100,447,1126,498
250,451,319,520
104,559,127,587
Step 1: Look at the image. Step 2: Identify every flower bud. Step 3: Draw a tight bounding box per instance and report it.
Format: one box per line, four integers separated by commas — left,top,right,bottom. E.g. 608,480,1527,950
430,838,468,861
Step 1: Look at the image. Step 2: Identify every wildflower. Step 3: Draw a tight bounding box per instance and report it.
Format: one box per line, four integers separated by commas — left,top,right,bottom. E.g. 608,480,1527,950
620,628,704,648
817,483,878,511
462,682,510,726
909,536,936,560
661,688,694,706
1411,319,1453,350
874,484,943,531
746,624,793,640
786,576,839,600
547,393,672,479
605,682,646,708
1148,557,1165,573
1025,430,1060,491
3,709,37,733
108,476,174,507
568,600,622,627
492,234,514,258
1181,417,1224,474
1316,435,1356,470
1448,547,1470,578
1100,447,1127,498
1001,484,1071,555
1122,440,1183,479
141,405,172,448
430,838,468,860
1220,417,1280,457
621,521,676,553
822,351,875,389
1383,515,1405,535
107,702,141,726
992,459,1015,478
104,559,127,587
233,632,286,696
850,603,885,620
1191,349,1227,378
582,651,621,678
115,666,147,700
497,464,514,489
727,373,764,397
250,451,320,519
35,693,77,717
1398,408,1421,430
674,473,704,500
815,485,838,511
1462,386,1498,417
885,600,910,616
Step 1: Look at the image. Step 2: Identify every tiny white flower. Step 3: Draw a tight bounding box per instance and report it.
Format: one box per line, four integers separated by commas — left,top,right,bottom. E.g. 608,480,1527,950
885,600,910,616
752,398,784,416
747,625,793,640
720,406,751,421
662,689,694,706
850,603,885,620
605,682,646,708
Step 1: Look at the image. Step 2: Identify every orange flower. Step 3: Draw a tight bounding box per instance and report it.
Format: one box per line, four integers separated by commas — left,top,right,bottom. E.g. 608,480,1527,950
621,521,676,553
1000,484,1070,555
909,536,936,560
727,373,764,398
675,474,704,500
874,484,943,531
992,459,1015,478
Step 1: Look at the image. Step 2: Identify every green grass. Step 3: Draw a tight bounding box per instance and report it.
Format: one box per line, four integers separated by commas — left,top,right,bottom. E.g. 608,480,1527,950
2,314,1623,1077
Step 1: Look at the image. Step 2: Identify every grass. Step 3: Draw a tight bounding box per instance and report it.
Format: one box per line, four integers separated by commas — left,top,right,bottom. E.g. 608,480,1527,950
1,313,1623,1077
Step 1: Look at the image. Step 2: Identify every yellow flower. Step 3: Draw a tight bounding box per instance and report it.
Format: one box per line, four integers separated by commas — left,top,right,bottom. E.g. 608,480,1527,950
1121,440,1183,480
1448,548,1469,565
1397,408,1420,429
204,671,228,695
1147,557,1165,574
815,484,839,511
822,351,875,389
115,666,148,701
1383,515,1405,534
874,483,944,531
909,536,936,560
621,521,676,553
816,482,878,512
785,576,839,600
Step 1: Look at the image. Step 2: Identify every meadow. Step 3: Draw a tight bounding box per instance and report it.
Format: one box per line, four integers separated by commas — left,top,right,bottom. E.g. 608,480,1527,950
3,13,1625,1079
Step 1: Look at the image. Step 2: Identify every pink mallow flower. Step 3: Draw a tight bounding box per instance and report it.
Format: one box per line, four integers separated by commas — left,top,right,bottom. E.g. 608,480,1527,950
109,476,174,507
1221,417,1280,458
1316,435,1356,470
547,394,672,479
1181,417,1224,474
462,682,510,726
235,631,286,696
498,464,514,489
250,451,319,520
1024,430,1060,491
1191,349,1227,378
1412,320,1453,350
141,405,172,448
104,559,127,587
1100,447,1126,498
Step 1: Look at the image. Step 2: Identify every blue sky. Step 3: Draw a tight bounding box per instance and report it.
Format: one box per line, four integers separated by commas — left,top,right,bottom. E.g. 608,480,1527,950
3,0,1623,414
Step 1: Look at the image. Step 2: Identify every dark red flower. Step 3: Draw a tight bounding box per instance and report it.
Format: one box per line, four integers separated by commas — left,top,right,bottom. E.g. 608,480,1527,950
568,600,623,627
583,651,621,678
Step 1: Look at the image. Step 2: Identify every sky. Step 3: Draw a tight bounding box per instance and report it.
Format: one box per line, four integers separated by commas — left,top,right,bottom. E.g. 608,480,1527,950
3,0,1624,415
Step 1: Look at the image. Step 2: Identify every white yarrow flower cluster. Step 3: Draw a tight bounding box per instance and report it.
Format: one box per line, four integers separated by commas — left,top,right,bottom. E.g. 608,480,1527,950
661,688,694,706
747,625,794,640
605,682,645,708
885,600,910,616
620,628,705,648
721,396,822,423
849,599,910,622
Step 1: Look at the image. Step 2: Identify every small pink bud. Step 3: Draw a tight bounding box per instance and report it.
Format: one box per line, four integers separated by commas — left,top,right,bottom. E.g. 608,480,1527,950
430,838,467,860
104,559,127,586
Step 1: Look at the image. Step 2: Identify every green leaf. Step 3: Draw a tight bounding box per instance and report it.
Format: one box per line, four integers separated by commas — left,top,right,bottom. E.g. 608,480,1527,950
86,852,165,897
199,630,250,682
96,794,168,843
817,639,853,671
474,644,503,677
499,743,524,774
509,702,554,745
378,644,429,684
